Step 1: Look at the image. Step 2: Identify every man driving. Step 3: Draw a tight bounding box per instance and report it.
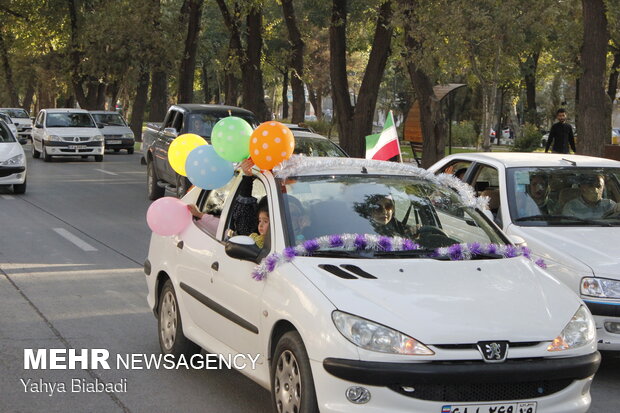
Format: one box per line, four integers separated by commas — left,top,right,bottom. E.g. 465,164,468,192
562,174,620,219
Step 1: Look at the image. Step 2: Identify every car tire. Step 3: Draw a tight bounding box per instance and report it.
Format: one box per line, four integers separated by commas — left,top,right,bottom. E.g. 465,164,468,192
94,155,104,162
127,148,134,155
271,331,319,413
147,160,165,200
13,180,26,194
43,145,52,162
32,144,40,159
158,280,200,357
176,175,190,198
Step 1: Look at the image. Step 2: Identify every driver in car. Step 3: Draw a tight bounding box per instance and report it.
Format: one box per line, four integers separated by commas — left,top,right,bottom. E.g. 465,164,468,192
562,174,620,219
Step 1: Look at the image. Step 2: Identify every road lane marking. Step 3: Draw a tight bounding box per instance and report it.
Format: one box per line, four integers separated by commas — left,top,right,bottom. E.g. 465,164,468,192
53,228,98,251
1,195,15,200
94,169,118,175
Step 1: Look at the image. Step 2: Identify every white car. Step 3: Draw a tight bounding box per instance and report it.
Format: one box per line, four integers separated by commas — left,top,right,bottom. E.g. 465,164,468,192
0,113,19,141
0,120,27,193
429,153,620,351
31,108,105,162
90,110,135,154
145,157,599,413
0,107,33,141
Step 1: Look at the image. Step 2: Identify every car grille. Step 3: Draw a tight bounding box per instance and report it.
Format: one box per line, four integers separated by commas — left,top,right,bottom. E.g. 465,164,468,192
104,134,123,139
61,136,91,142
388,379,573,402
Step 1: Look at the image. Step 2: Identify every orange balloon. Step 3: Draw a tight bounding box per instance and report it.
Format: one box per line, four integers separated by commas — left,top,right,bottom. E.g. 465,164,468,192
249,121,295,170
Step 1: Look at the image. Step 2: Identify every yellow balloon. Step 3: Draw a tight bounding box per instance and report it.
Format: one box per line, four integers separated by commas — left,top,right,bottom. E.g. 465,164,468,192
168,134,208,176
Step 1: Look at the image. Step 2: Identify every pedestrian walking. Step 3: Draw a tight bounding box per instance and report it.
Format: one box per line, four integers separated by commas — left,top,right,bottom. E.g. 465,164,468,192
545,108,576,154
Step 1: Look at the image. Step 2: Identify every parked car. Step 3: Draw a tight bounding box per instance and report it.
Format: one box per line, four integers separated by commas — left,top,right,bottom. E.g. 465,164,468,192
144,104,258,199
31,108,105,162
0,107,33,141
283,122,314,133
0,120,27,193
429,152,620,351
90,110,135,154
145,157,599,413
0,113,19,141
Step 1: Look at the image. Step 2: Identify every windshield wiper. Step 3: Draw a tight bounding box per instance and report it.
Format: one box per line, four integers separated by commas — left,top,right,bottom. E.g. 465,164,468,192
310,250,371,258
515,214,612,226
374,249,437,258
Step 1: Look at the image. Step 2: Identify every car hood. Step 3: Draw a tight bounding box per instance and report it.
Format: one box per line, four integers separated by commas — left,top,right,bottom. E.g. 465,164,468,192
295,257,580,345
0,142,25,162
12,119,32,127
45,127,100,136
507,225,620,280
100,125,132,135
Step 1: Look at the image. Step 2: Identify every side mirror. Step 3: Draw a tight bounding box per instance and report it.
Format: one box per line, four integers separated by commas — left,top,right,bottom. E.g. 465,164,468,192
18,137,28,145
163,127,178,137
97,122,105,129
225,236,261,263
508,235,527,247
34,124,42,128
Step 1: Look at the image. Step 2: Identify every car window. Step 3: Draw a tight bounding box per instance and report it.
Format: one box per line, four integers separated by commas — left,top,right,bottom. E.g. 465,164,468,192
0,122,15,142
435,160,472,180
471,165,501,225
222,177,269,248
172,112,183,132
163,110,178,129
294,136,347,157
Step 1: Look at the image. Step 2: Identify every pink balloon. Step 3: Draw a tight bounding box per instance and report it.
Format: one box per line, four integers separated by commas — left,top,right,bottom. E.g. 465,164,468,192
146,197,192,236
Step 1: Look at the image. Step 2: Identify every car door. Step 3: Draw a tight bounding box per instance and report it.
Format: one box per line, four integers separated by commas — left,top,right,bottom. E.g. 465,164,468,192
468,162,505,228
162,111,184,182
32,111,45,151
175,175,267,359
152,110,179,181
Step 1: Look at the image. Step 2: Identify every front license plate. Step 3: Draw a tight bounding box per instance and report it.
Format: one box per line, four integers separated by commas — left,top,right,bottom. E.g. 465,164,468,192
441,402,536,413
107,140,122,144
68,145,87,149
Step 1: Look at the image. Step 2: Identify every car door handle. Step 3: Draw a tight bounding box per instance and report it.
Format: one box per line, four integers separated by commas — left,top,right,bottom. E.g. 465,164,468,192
211,261,219,271
176,241,184,250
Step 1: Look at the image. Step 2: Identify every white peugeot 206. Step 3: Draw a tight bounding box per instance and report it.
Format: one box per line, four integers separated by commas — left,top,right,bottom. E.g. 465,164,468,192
145,157,600,413
0,119,27,194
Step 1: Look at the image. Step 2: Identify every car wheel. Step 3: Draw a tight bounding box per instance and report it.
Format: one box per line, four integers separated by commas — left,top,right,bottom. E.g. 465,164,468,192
147,160,165,200
43,145,52,162
94,155,104,162
176,175,190,198
13,180,26,194
127,148,134,155
32,144,40,159
271,331,318,413
158,280,199,357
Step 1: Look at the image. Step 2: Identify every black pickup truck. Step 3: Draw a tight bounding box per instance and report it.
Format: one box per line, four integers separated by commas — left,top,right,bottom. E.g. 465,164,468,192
143,104,257,200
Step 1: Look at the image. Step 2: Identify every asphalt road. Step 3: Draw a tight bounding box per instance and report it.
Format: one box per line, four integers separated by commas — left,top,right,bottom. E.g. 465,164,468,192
0,145,618,413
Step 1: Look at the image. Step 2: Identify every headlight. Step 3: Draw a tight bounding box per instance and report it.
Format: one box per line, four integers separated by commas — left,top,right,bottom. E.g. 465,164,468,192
332,311,434,355
93,135,104,141
122,132,134,139
547,306,595,352
46,135,61,141
581,277,620,299
1,154,24,166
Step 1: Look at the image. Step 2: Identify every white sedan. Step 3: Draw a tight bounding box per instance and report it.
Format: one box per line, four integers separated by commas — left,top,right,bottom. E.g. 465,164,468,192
0,120,26,193
145,157,599,413
429,152,620,351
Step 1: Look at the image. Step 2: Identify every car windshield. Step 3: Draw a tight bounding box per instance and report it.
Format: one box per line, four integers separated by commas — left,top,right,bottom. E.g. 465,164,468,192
0,123,16,142
187,113,258,138
0,114,13,124
92,113,126,126
507,167,620,226
0,109,29,118
46,113,95,128
280,175,506,255
294,136,347,157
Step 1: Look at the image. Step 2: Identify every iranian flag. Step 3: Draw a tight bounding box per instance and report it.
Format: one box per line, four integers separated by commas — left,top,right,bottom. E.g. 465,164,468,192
365,111,401,161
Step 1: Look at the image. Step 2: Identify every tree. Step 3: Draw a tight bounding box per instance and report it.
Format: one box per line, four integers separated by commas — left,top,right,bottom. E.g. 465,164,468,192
577,0,611,156
330,0,393,158
281,0,305,123
177,0,205,103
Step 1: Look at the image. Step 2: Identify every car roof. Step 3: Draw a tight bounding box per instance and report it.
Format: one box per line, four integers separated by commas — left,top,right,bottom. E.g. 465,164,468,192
171,104,255,116
441,152,620,168
284,123,312,132
44,108,90,114
292,130,331,140
89,110,123,115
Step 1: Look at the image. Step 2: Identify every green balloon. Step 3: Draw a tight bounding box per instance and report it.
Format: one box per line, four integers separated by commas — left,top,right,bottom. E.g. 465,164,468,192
211,117,253,162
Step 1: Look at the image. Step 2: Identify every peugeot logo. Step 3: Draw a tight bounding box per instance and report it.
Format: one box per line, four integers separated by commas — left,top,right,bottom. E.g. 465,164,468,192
477,341,509,363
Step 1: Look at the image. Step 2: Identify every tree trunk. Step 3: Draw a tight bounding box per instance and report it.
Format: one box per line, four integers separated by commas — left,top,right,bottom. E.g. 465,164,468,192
130,69,150,143
201,61,209,103
282,70,289,120
177,0,204,103
149,70,168,121
521,51,539,126
241,5,271,121
607,48,620,102
281,0,305,124
216,0,243,107
330,0,392,158
23,82,35,113
577,0,610,156
0,32,19,107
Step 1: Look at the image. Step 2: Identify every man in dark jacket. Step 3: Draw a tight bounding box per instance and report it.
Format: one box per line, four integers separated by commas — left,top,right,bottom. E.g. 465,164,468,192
545,108,576,154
